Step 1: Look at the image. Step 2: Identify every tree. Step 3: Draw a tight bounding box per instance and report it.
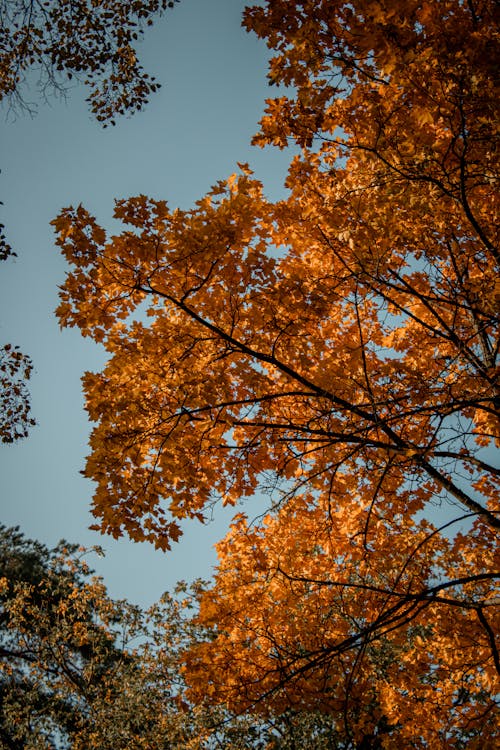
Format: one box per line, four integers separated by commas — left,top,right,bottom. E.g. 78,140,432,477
184,509,498,748
0,525,368,749
53,0,499,745
0,524,152,748
0,0,178,124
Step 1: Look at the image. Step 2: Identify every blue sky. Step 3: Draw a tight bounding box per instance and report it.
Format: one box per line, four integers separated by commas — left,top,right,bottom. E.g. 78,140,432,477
0,0,293,607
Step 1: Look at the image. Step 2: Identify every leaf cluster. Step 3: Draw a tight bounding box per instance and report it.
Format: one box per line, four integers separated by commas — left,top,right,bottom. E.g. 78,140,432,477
0,0,178,123
0,343,35,443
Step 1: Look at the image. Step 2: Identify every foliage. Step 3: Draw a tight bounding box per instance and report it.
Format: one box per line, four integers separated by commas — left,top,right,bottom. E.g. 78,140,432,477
0,524,146,748
0,200,13,262
0,0,179,124
184,510,499,748
0,220,35,442
0,525,365,749
52,0,499,746
0,343,35,443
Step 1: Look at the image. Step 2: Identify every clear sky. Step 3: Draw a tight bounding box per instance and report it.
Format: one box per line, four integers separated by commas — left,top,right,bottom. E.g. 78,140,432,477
0,0,293,607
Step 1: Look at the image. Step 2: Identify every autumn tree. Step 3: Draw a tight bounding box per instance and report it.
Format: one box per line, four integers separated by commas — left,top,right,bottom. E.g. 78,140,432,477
53,0,499,746
0,525,363,749
0,524,152,748
0,0,179,124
